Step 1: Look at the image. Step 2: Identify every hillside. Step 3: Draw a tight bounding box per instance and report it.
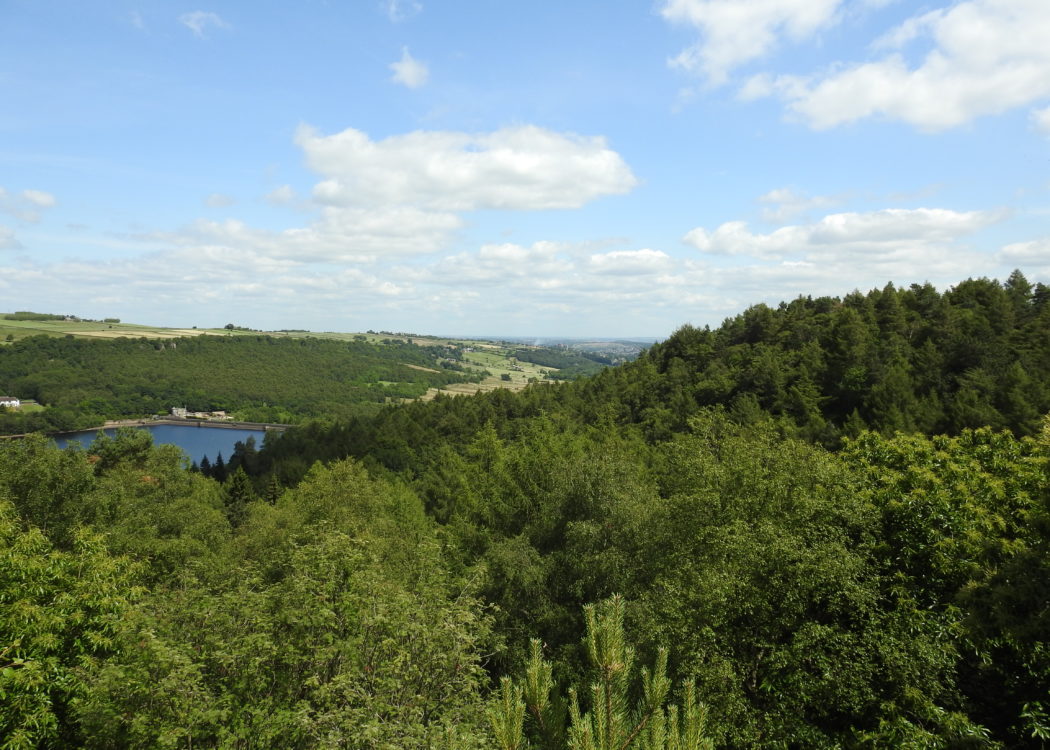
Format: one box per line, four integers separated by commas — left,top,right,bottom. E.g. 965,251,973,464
0,334,484,434
2,274,1049,748
580,272,1050,442
249,273,1050,487
0,318,649,436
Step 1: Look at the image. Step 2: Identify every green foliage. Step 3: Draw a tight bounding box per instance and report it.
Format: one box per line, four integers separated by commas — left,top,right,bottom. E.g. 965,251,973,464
0,433,95,546
81,433,230,583
1,275,1049,747
79,532,492,748
0,435,494,747
563,274,1050,443
0,333,483,433
2,312,66,321
633,415,961,745
513,347,608,380
222,466,256,527
490,596,713,750
0,501,141,749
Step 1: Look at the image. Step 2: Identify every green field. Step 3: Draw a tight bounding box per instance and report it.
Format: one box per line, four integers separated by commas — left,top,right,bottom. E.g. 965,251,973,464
0,318,227,341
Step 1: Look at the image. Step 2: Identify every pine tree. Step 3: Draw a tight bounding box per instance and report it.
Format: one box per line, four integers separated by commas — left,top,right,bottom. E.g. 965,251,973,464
223,467,256,527
265,472,282,504
489,596,713,750
212,452,227,483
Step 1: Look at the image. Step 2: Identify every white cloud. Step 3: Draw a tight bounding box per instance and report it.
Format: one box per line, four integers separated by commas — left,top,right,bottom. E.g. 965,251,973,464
400,242,689,321
265,185,297,205
0,225,20,250
588,248,672,275
661,0,844,85
22,189,56,208
870,7,944,51
131,123,628,267
684,207,1002,260
149,204,462,264
1032,106,1050,135
0,246,415,320
381,0,421,23
998,237,1050,266
3,213,1029,336
296,124,637,211
759,0,1050,130
205,193,235,208
0,186,57,223
417,241,574,287
758,187,838,221
389,47,429,89
178,11,229,39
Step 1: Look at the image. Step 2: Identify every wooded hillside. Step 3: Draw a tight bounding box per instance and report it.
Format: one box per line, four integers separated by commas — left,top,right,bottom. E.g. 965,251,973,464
2,274,1049,748
0,334,482,434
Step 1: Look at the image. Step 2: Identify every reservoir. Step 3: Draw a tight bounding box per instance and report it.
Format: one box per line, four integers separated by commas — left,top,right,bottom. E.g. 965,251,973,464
52,423,271,466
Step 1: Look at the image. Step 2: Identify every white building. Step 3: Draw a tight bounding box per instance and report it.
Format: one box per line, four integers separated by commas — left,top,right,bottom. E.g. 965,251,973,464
0,397,20,409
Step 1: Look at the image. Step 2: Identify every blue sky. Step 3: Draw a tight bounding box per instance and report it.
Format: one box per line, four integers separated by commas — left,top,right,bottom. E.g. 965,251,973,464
2,0,1049,337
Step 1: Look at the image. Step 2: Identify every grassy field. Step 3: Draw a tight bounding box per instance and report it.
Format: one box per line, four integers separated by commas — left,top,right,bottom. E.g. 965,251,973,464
0,318,224,341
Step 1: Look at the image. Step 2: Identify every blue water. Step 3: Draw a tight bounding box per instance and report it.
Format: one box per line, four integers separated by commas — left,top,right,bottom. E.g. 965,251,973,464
52,424,270,465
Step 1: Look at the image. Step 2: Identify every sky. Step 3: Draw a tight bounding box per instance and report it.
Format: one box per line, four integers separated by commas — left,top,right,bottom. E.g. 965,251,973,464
2,0,1050,338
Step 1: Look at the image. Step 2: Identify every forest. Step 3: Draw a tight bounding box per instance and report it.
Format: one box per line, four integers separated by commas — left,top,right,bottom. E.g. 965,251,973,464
510,348,609,380
2,273,1049,748
0,334,482,435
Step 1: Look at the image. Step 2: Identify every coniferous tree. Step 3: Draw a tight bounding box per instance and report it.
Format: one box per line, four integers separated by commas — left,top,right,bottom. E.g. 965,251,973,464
490,596,713,750
212,452,227,483
223,467,256,527
264,472,282,504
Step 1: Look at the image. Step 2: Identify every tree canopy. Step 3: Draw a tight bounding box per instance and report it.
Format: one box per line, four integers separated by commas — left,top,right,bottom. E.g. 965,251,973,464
2,274,1049,747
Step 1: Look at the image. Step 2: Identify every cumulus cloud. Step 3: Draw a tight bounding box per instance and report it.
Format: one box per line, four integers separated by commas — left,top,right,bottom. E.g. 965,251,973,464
2,210,1028,336
149,205,462,264
0,245,415,324
22,190,56,208
758,187,838,221
178,11,229,38
417,242,574,287
97,121,633,271
1032,106,1050,135
296,124,637,211
0,187,57,223
73,122,635,281
381,0,421,23
265,185,297,205
0,225,20,250
389,47,429,89
205,193,235,208
588,248,673,275
684,207,1003,260
754,0,1050,130
661,0,844,85
998,237,1050,266
400,241,688,319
